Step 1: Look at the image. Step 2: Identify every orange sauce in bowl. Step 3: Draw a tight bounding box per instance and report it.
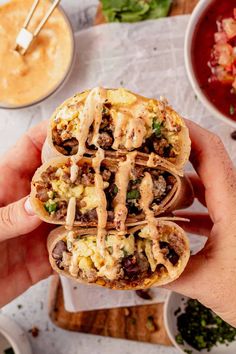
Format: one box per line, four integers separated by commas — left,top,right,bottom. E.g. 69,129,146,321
0,0,74,107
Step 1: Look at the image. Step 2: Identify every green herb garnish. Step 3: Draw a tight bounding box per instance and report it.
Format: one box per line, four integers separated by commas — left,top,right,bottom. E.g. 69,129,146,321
184,350,193,354
126,189,140,200
113,185,118,194
101,0,172,23
44,200,58,213
152,119,162,138
108,246,113,254
176,333,184,344
176,299,236,352
145,315,156,332
230,104,235,115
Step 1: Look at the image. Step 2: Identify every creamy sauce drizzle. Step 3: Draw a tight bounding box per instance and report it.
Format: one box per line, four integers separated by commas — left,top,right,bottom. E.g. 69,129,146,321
139,173,176,276
76,87,106,157
112,111,130,150
92,149,108,254
70,156,79,183
113,151,137,232
66,197,76,229
125,116,146,150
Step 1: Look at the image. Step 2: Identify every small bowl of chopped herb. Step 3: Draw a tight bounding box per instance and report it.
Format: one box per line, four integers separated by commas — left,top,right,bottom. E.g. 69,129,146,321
164,292,236,353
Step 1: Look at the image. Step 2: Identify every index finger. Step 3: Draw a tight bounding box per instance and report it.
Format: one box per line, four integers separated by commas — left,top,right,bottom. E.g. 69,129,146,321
1,120,48,174
185,119,236,224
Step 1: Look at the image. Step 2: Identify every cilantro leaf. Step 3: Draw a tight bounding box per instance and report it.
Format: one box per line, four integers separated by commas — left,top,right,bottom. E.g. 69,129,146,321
44,201,58,213
127,189,140,199
152,119,162,138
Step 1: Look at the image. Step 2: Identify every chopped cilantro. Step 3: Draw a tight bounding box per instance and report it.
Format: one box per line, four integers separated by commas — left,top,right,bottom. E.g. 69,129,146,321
131,178,141,185
145,315,156,332
184,350,193,354
113,185,118,194
44,201,58,213
152,119,162,138
126,189,140,200
175,333,184,344
176,299,236,352
229,104,235,115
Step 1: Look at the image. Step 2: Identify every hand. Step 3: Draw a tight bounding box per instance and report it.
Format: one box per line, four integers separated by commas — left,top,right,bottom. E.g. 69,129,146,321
0,121,53,307
165,120,236,327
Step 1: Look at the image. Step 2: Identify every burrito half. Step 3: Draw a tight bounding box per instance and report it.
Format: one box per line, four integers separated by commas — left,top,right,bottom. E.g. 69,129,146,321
42,87,190,171
47,220,190,289
30,153,193,227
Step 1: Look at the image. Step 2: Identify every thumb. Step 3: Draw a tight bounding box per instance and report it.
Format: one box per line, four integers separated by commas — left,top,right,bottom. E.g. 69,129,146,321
0,197,42,241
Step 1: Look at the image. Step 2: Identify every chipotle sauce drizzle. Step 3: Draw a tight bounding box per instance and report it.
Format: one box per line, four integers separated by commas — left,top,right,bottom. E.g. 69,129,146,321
192,0,236,122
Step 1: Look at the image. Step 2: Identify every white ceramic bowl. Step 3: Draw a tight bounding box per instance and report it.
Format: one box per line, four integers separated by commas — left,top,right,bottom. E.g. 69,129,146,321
0,314,32,354
164,292,236,354
0,0,75,110
184,0,236,128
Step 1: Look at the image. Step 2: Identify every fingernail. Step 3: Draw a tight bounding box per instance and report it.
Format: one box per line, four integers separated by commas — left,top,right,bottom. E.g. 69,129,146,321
24,197,35,216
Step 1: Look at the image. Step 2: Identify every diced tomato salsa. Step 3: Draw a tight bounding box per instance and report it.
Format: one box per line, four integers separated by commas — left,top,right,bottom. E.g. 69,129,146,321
192,1,236,122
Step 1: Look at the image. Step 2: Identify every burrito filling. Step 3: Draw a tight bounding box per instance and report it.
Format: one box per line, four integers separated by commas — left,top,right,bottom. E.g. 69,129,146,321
51,88,183,159
51,225,184,286
34,160,177,222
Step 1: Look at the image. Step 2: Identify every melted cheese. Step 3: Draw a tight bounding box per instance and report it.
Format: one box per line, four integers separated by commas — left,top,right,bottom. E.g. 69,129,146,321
113,151,137,232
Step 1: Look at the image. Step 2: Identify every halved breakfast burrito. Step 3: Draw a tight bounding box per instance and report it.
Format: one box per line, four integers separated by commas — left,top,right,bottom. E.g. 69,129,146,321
30,153,193,227
47,220,190,289
42,87,190,171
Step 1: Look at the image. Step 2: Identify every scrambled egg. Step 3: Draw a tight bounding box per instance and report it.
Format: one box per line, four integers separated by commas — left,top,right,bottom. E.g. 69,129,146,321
80,186,100,213
50,179,99,214
67,233,135,276
51,180,84,199
107,88,137,105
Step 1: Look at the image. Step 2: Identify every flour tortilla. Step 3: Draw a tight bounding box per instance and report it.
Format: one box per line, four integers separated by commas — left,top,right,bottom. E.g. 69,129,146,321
42,88,191,173
47,219,190,290
30,156,194,226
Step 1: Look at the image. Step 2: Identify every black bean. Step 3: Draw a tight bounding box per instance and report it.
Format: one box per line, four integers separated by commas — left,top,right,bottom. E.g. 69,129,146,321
136,289,152,300
52,241,67,260
122,256,140,279
231,131,236,140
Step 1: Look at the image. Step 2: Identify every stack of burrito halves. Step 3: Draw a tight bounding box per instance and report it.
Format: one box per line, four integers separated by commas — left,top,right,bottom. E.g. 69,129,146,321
30,87,194,290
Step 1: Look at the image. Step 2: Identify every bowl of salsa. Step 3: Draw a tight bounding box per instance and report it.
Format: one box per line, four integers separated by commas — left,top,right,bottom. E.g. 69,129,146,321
185,0,236,127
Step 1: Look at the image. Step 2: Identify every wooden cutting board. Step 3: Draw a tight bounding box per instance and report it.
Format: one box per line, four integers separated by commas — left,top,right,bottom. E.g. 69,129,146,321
48,0,198,344
49,276,172,345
